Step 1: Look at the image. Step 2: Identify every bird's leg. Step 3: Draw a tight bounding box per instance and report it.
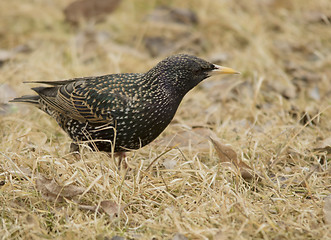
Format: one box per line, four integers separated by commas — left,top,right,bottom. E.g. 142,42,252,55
107,152,127,169
116,152,127,168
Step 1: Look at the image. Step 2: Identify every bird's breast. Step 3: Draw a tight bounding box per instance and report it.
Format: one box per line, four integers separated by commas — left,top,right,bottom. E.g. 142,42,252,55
111,95,181,149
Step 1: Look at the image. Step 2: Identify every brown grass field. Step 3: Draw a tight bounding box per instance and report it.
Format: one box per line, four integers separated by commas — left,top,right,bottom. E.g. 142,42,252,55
1,0,331,239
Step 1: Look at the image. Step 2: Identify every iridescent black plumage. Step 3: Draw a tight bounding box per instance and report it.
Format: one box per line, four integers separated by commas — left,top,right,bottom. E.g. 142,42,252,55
11,54,239,152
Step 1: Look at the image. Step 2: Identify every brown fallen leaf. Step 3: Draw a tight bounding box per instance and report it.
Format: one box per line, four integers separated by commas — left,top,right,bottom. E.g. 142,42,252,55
100,200,121,218
324,195,331,224
46,181,85,198
36,176,62,202
79,200,122,218
210,137,256,181
36,175,86,202
209,137,238,164
238,161,256,181
64,0,121,25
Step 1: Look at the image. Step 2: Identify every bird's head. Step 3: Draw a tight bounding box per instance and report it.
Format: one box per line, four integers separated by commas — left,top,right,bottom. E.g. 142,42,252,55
147,54,240,96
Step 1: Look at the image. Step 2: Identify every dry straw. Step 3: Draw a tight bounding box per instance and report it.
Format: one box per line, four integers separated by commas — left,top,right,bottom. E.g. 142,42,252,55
0,0,330,239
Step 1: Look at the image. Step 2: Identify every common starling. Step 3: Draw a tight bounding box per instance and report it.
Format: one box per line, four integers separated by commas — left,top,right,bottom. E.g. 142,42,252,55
11,54,239,153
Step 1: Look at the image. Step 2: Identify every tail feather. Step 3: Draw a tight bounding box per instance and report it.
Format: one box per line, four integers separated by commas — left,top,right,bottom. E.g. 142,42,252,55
32,86,58,97
9,95,40,105
24,79,76,86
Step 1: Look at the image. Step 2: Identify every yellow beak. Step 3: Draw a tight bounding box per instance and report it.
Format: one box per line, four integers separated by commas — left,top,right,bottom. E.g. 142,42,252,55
210,64,240,75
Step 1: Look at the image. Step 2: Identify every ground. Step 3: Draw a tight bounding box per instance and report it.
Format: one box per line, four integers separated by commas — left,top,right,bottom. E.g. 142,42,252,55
0,0,330,239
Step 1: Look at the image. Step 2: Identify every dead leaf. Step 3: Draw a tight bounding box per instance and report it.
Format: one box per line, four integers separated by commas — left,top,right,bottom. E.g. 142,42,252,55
44,180,85,198
324,195,331,224
36,175,85,202
100,200,121,218
210,137,256,181
36,176,62,202
209,138,238,164
238,161,255,181
52,182,85,198
79,200,122,218
64,0,121,25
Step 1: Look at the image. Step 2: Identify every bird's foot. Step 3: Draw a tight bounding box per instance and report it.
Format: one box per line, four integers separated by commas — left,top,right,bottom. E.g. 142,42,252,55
70,142,80,152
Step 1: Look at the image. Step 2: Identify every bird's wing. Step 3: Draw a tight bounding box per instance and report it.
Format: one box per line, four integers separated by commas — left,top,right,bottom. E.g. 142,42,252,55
32,76,133,125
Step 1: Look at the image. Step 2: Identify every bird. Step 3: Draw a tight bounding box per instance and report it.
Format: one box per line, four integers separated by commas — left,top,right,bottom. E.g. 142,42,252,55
11,54,239,155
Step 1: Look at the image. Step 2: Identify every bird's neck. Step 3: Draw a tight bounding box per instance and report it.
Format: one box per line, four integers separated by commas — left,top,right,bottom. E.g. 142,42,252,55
142,70,189,100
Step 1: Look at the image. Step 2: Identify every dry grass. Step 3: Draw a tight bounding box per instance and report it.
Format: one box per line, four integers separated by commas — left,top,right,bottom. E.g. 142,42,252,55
1,0,331,239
